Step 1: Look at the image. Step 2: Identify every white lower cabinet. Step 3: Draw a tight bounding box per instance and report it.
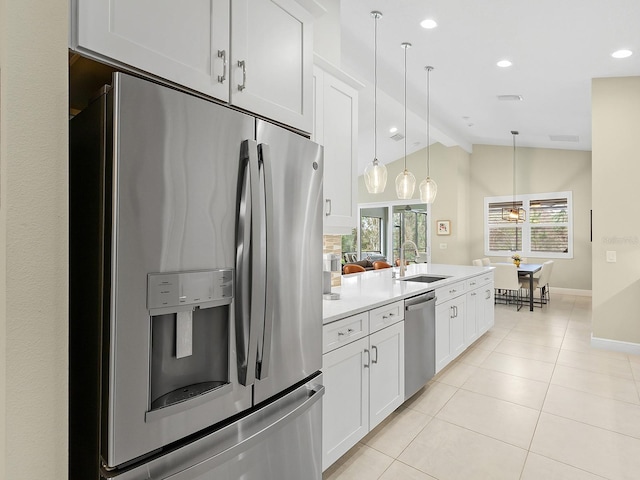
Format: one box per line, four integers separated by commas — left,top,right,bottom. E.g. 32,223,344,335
322,309,404,471
436,272,495,373
435,294,465,373
322,337,369,470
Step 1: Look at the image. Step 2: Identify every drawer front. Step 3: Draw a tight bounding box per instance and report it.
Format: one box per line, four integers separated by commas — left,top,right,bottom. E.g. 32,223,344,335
369,301,404,334
323,312,369,354
467,271,494,291
436,281,466,304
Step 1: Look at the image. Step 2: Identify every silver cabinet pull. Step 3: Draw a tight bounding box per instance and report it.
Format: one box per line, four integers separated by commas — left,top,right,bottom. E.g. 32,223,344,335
372,345,379,364
347,328,354,333
237,60,247,91
364,349,370,368
217,50,227,83
325,199,332,216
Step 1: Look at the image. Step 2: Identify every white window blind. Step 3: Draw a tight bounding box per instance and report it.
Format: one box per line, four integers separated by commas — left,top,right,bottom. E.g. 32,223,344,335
484,192,572,258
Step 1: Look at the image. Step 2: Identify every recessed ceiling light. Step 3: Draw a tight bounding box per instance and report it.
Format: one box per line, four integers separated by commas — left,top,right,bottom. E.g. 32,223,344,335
420,18,438,29
497,60,512,68
612,49,633,59
389,127,398,133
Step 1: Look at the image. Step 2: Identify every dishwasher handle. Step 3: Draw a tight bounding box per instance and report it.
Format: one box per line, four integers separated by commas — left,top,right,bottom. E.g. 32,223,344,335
405,292,436,311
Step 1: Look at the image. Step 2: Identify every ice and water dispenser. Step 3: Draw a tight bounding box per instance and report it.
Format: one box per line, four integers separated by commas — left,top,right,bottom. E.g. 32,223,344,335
146,269,234,418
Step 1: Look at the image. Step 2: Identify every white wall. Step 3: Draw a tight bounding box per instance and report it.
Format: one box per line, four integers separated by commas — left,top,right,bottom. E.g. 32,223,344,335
0,1,69,478
592,76,640,343
469,145,592,290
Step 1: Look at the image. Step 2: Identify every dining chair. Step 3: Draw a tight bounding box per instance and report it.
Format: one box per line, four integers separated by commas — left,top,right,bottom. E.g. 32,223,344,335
343,264,366,274
493,263,525,310
481,258,491,266
472,259,483,266
372,261,392,270
532,260,554,305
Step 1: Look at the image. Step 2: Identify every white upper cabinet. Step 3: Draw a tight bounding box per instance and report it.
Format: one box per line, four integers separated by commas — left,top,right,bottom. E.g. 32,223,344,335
313,59,363,235
231,0,313,132
71,0,313,132
71,0,230,102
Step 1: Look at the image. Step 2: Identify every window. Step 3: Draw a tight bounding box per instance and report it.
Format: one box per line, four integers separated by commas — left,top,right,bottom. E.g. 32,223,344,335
484,192,572,258
392,205,428,262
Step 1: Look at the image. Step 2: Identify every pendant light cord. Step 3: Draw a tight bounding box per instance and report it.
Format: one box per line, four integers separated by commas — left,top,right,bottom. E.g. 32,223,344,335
403,44,408,171
374,14,378,161
426,66,432,177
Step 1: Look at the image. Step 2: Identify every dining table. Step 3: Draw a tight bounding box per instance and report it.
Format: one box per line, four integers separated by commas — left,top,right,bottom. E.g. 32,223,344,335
516,263,543,311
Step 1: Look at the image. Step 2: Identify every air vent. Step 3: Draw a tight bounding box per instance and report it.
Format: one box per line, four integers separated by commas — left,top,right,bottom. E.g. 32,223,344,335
549,135,579,142
497,95,523,101
390,133,405,141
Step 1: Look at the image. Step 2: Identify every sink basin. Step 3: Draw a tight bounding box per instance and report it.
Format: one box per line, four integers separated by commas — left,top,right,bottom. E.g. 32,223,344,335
399,275,449,284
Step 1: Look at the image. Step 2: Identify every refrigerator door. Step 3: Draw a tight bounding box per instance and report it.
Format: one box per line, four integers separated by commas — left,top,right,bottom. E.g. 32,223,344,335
111,374,324,480
252,120,323,404
106,73,255,467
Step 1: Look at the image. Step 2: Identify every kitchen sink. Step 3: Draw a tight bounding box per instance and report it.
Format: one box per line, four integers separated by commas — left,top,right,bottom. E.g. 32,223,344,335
399,275,449,284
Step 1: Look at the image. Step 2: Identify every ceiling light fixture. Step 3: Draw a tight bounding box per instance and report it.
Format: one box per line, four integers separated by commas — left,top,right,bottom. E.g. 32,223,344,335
419,66,437,204
364,11,388,194
611,49,633,59
420,18,438,29
497,60,512,67
502,130,526,222
396,42,416,199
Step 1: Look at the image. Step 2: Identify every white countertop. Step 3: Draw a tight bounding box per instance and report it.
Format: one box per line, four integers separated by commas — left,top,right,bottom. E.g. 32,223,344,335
322,263,494,324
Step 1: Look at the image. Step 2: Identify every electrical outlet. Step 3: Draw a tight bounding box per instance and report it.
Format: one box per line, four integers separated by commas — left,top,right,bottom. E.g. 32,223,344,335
439,243,447,249
606,251,617,263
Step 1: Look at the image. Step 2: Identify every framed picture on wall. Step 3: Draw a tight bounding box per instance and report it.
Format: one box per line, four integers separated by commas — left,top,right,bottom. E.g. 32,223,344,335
436,220,451,235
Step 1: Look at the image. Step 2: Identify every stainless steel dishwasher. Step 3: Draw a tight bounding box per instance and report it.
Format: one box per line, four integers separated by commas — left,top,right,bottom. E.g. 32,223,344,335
404,291,436,400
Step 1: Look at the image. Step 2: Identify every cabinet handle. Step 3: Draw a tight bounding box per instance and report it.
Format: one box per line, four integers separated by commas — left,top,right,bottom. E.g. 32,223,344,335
237,60,247,91
486,290,491,300
470,282,476,286
325,199,332,216
364,349,370,368
471,292,476,297
338,331,345,337
217,50,227,83
371,345,378,364
347,328,354,334
450,306,454,318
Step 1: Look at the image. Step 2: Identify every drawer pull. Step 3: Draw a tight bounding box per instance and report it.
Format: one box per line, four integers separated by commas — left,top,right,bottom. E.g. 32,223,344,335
371,345,379,364
364,349,370,368
347,328,354,333
338,331,345,337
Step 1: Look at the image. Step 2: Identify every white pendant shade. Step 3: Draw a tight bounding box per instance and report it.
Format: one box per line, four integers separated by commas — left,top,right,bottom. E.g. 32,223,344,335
419,176,438,203
395,169,416,199
364,159,388,193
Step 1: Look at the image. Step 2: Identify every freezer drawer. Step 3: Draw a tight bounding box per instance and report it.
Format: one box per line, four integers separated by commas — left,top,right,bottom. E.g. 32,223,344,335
109,374,324,480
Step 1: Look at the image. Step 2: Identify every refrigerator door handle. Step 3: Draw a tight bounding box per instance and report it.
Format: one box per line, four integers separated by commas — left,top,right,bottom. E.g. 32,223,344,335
256,143,275,380
162,385,325,480
236,139,264,386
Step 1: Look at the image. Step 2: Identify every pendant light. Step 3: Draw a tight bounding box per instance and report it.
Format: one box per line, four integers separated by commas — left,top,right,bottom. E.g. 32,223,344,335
364,11,388,193
502,130,526,221
419,66,437,203
395,42,416,199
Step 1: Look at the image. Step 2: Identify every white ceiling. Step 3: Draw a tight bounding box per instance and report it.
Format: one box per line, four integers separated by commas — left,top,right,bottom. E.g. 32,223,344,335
337,0,640,175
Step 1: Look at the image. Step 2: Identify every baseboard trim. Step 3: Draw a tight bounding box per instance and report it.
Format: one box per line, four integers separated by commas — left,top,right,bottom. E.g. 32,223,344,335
553,287,592,297
591,335,640,355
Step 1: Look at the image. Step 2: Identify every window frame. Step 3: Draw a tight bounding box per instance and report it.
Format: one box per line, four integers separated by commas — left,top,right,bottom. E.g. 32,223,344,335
484,191,573,259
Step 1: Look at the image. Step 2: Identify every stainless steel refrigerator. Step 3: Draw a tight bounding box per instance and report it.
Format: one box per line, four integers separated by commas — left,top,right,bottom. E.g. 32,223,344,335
69,72,324,479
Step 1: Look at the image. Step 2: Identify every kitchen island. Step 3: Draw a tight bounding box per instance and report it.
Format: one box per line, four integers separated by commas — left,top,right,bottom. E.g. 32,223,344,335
321,263,495,471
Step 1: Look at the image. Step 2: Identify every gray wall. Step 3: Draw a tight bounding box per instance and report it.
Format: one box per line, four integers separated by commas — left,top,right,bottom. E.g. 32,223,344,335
469,145,592,290
592,76,640,343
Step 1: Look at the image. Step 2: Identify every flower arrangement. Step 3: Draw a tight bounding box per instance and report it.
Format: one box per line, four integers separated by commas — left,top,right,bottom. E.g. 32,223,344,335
511,253,521,266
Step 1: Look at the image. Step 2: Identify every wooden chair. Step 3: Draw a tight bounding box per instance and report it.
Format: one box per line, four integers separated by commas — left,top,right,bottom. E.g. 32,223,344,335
372,261,392,270
343,264,366,274
493,263,525,310
395,259,409,267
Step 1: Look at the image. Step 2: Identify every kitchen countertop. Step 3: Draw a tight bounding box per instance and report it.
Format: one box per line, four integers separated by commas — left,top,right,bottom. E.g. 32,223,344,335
323,263,494,325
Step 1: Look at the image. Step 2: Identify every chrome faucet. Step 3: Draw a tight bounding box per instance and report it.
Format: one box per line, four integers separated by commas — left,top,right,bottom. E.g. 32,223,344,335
399,240,418,277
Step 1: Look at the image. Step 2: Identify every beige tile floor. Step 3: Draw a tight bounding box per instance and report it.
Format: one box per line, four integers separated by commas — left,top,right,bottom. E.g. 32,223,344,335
323,294,640,480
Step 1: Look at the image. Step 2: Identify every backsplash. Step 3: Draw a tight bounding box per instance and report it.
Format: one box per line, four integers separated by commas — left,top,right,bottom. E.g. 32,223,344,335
323,235,342,287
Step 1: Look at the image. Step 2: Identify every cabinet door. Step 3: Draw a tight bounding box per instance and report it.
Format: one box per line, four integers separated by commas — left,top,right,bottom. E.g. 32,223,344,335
322,337,369,471
369,322,404,430
480,283,495,334
465,290,479,346
315,69,359,235
231,0,313,132
73,0,230,102
435,302,452,373
450,296,466,359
